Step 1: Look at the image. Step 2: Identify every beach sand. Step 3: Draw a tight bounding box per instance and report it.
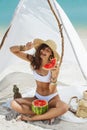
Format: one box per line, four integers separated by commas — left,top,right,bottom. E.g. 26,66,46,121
0,28,87,130
0,115,87,130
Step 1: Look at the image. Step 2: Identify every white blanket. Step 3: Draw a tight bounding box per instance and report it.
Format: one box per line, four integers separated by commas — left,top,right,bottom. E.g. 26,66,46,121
0,72,87,123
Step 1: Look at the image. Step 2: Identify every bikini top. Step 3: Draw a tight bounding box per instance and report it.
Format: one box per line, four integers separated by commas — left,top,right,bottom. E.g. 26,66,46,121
33,70,51,83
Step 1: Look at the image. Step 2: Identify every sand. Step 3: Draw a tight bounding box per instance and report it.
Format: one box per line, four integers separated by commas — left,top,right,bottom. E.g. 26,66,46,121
0,115,87,130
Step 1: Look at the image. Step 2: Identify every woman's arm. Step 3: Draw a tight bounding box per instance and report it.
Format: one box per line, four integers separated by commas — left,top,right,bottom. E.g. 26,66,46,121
49,64,60,92
50,63,60,83
50,64,60,86
10,42,33,62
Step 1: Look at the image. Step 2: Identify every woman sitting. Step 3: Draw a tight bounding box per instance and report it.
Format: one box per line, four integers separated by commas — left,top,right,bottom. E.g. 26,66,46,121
10,38,69,122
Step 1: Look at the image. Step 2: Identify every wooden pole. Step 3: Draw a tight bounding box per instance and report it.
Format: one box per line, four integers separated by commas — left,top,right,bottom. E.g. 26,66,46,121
47,0,64,67
0,26,11,49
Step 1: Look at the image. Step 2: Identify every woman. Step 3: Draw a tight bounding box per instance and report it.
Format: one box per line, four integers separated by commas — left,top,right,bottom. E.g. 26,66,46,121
10,38,69,122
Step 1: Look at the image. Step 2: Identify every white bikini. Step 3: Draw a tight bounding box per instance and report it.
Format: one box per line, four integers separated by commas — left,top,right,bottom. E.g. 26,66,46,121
35,92,58,102
33,70,51,83
33,70,58,102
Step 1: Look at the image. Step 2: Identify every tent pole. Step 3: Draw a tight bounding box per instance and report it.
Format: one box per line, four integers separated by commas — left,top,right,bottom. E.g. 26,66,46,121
47,0,64,67
0,26,11,49
53,1,87,80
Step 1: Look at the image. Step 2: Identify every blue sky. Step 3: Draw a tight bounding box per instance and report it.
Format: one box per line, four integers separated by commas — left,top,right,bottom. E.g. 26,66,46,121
0,0,87,29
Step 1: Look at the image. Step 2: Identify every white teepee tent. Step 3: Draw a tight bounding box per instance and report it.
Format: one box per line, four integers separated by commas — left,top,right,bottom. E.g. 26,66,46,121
0,0,87,86
1,0,87,123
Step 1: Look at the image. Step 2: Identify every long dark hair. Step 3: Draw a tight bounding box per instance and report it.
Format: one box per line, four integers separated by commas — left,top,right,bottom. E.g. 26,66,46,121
28,44,54,70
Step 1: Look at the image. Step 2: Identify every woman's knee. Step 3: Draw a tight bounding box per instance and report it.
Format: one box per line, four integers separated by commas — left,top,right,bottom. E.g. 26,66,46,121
11,100,16,109
57,101,69,113
62,103,69,113
11,99,20,110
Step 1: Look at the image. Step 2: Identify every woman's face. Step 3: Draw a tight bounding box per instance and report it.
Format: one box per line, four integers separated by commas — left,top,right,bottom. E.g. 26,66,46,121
40,46,52,60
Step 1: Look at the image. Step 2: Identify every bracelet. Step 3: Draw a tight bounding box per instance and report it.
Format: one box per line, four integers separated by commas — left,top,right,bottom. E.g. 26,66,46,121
20,45,25,51
50,81,57,86
51,77,57,83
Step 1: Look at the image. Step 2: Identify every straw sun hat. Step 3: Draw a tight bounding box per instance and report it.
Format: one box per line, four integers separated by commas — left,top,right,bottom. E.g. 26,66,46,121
33,38,60,61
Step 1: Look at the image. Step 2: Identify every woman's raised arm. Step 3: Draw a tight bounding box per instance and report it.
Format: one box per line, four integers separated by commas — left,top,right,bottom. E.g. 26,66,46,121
10,42,33,62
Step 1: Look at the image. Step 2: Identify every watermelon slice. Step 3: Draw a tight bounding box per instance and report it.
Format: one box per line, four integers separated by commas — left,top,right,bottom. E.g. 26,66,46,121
32,99,48,115
42,58,57,70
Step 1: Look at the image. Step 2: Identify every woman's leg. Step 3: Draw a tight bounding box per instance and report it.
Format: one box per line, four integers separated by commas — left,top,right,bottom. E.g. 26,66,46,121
11,97,36,115
20,96,69,121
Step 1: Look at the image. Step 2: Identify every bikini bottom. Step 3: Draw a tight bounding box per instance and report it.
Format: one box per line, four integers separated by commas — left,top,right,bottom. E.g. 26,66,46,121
35,92,58,102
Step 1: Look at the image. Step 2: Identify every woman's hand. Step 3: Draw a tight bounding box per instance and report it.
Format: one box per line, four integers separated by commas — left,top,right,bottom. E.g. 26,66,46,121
10,42,33,52
25,42,33,50
51,63,60,83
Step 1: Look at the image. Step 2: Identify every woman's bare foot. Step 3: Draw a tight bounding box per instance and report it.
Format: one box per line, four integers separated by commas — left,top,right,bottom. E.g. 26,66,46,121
48,118,55,125
16,115,55,125
16,114,32,121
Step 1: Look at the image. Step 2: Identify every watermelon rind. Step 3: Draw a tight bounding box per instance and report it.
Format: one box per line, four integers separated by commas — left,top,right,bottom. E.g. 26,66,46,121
32,99,48,115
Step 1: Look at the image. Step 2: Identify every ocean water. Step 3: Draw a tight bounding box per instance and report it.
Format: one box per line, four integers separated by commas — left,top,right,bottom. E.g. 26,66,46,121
58,0,87,27
0,0,87,27
0,0,87,47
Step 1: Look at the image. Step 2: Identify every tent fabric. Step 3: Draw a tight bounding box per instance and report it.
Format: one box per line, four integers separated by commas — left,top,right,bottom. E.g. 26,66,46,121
0,0,87,123
0,0,87,85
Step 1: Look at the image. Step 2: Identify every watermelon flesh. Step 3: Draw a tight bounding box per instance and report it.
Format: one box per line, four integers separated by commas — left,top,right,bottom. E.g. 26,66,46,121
32,99,48,115
42,58,57,70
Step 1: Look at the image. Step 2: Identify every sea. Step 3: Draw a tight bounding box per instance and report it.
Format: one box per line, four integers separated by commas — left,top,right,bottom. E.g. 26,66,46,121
0,0,87,48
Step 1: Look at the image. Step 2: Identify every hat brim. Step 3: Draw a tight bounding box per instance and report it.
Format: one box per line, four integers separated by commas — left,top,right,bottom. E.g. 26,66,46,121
33,38,60,61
